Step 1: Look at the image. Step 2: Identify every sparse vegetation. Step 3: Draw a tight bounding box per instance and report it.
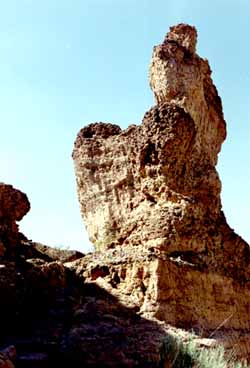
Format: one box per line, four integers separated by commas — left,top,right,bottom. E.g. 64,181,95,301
161,334,249,368
54,243,70,251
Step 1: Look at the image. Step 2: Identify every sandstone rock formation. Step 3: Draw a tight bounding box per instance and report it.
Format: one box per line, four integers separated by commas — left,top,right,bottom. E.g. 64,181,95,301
73,23,250,361
1,23,249,367
0,183,30,257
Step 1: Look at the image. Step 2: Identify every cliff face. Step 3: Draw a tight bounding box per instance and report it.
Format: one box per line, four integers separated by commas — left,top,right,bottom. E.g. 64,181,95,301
72,23,250,360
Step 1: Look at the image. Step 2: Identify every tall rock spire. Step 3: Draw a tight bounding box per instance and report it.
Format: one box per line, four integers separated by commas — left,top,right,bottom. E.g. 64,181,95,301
71,23,250,360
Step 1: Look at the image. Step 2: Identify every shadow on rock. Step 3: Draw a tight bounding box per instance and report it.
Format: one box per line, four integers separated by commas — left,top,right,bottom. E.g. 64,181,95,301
0,258,170,368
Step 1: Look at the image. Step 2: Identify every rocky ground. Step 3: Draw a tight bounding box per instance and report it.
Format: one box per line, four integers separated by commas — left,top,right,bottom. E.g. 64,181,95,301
0,237,169,367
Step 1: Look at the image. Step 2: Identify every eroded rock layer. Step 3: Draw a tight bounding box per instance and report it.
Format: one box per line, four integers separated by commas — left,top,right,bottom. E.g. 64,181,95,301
73,23,250,359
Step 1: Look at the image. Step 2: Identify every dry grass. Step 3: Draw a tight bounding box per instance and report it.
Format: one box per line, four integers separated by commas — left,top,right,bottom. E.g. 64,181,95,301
161,334,249,368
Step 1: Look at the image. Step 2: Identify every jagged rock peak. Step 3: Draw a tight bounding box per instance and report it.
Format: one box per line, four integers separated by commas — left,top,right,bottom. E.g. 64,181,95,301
149,23,226,165
0,183,30,256
164,23,197,55
0,183,30,221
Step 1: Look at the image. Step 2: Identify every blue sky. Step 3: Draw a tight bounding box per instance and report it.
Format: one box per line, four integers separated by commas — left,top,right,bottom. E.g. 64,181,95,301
1,0,249,252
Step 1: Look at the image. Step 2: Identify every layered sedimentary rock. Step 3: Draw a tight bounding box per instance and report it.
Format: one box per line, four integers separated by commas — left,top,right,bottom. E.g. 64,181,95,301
0,183,30,257
73,23,250,360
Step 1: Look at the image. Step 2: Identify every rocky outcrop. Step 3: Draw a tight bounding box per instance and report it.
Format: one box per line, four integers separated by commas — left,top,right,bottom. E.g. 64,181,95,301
0,184,30,257
0,239,168,367
20,241,84,263
72,23,250,361
0,183,87,367
73,24,249,281
1,23,249,367
73,24,228,255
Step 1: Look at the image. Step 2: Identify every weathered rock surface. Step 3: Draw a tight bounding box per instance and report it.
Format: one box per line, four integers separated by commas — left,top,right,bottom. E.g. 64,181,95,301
0,244,169,367
72,23,250,361
73,24,229,255
0,184,30,257
1,23,250,367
